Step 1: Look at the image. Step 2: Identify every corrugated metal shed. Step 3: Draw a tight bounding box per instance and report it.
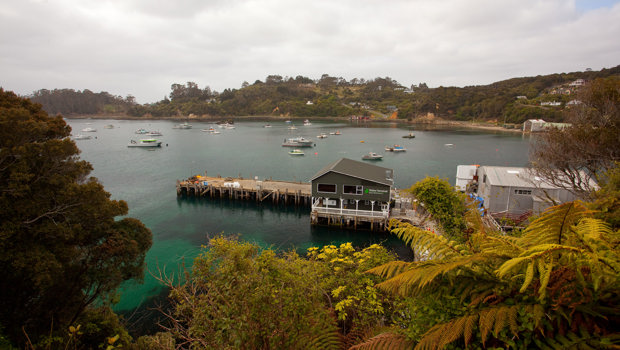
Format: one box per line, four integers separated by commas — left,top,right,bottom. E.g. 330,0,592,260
311,158,393,186
481,166,564,189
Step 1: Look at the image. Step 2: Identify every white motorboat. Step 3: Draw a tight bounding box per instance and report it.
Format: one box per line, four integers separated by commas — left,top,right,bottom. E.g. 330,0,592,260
146,130,163,136
73,134,92,140
81,127,97,132
135,128,148,134
303,119,312,126
317,133,328,139
128,139,162,147
362,152,383,160
288,149,305,156
104,124,114,129
218,122,235,129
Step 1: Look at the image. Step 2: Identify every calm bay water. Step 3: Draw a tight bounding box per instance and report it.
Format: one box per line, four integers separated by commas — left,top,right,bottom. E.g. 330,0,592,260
66,118,532,312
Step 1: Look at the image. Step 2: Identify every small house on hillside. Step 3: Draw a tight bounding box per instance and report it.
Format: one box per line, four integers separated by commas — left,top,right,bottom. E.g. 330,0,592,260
310,158,393,230
569,79,585,87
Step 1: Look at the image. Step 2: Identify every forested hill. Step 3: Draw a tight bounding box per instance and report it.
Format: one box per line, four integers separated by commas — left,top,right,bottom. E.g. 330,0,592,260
29,65,620,124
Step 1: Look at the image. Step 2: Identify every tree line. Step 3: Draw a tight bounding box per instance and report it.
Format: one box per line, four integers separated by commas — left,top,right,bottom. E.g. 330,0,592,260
27,65,620,124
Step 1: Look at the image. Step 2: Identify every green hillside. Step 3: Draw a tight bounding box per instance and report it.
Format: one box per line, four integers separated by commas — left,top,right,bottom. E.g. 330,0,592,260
29,65,620,124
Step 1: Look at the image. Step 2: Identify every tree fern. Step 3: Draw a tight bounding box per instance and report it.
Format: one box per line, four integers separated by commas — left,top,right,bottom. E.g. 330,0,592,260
373,200,620,349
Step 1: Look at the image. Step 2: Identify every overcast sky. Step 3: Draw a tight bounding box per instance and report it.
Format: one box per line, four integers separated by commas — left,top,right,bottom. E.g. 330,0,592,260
1,0,619,104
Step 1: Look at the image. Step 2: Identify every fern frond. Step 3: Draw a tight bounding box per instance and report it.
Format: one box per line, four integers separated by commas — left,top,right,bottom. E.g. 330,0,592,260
390,221,467,259
366,261,412,280
376,254,487,296
415,314,478,350
304,324,343,350
478,233,522,257
302,311,343,350
520,201,591,247
497,244,582,298
476,305,523,345
478,307,495,343
576,217,615,242
348,332,413,350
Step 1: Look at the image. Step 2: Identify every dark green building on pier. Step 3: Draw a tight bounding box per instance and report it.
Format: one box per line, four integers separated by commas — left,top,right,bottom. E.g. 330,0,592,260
310,158,394,230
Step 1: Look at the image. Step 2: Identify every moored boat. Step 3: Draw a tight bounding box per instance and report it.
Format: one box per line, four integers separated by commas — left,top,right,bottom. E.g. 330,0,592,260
128,139,162,147
146,130,163,136
173,122,192,129
385,145,406,152
288,149,305,156
201,127,221,134
73,134,92,140
282,137,314,147
303,119,312,126
362,152,383,160
81,127,97,132
317,133,328,139
135,128,148,134
402,132,415,138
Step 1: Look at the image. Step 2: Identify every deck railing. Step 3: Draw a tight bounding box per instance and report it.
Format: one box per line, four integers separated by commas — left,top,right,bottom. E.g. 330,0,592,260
312,206,389,218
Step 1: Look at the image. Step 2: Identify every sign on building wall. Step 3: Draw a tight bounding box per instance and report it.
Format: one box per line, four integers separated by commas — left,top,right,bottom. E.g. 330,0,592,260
364,188,389,195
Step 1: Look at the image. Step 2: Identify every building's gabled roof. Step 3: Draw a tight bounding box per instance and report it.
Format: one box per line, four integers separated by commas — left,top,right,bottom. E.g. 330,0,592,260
311,158,394,186
480,166,597,190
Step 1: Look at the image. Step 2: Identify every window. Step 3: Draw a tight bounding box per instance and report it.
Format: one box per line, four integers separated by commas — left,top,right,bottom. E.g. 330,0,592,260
343,185,363,195
514,189,532,195
317,183,336,193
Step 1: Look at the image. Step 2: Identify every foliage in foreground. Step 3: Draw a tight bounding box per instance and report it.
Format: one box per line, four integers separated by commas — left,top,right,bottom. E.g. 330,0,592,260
0,89,153,346
158,237,396,349
408,176,468,242
367,201,620,349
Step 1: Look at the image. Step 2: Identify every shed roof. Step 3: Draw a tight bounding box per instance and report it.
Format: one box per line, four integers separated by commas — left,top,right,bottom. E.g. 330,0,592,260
481,166,555,188
480,166,597,190
311,158,394,186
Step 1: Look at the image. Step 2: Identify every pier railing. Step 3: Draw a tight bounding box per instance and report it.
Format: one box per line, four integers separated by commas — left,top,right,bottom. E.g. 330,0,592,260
312,206,389,218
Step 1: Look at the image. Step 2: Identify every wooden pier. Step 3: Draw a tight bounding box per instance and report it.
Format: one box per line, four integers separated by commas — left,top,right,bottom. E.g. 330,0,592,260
176,175,312,207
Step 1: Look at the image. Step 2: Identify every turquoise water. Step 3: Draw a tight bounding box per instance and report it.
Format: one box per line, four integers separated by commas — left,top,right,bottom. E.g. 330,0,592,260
66,119,532,311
